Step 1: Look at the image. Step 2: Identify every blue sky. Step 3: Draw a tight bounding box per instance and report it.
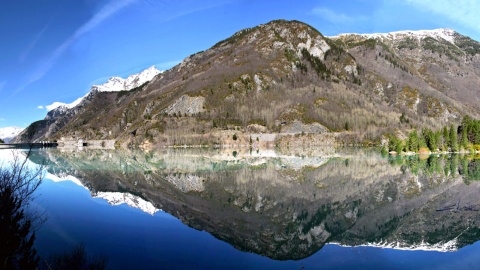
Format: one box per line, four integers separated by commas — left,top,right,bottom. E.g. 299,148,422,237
1,0,479,128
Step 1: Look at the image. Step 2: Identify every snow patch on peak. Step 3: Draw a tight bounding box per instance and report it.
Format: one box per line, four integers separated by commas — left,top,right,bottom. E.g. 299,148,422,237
331,28,457,43
95,191,160,215
45,66,162,112
45,95,86,111
92,65,161,92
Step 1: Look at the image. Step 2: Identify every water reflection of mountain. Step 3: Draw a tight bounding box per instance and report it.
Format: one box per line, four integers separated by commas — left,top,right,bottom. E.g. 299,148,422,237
27,149,480,260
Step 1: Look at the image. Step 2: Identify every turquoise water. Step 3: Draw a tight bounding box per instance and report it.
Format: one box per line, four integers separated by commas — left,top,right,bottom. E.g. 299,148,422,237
3,148,480,269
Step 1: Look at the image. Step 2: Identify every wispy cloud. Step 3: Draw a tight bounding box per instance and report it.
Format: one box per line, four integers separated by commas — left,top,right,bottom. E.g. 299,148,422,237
19,25,49,63
312,7,367,24
37,105,44,109
155,60,182,70
143,0,237,23
0,118,5,121
16,0,138,94
404,0,480,32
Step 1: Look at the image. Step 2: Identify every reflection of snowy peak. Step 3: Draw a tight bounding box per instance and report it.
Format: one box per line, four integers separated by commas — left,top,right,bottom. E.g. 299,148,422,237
46,173,159,215
47,66,161,111
0,126,24,143
333,238,458,252
95,192,159,215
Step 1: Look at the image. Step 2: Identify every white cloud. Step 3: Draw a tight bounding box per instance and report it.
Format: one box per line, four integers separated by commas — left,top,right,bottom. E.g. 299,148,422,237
37,105,44,109
16,0,138,94
312,7,367,24
404,0,480,32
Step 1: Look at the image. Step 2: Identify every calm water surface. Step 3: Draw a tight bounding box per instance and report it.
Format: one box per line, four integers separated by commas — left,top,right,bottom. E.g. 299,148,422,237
2,148,480,269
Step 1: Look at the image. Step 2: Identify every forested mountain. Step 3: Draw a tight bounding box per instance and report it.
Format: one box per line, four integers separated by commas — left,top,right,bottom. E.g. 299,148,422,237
14,20,480,147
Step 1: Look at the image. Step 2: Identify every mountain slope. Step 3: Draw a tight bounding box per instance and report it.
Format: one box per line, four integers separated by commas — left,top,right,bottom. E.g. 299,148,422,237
15,20,480,146
12,66,161,143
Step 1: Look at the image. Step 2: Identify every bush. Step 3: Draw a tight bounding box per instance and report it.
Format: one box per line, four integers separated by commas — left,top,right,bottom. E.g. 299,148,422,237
0,151,44,270
41,244,107,270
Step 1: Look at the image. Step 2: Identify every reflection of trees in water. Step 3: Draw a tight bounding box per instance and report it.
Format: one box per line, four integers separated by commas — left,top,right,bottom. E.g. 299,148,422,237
388,154,480,184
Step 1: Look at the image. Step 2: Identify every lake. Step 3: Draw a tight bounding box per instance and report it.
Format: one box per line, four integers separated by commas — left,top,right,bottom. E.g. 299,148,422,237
1,147,480,269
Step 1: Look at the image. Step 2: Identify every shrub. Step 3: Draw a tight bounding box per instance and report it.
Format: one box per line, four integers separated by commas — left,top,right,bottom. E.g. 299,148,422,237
0,151,44,270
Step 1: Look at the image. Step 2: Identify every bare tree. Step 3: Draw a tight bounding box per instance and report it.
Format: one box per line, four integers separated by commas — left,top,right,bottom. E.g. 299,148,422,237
0,150,44,270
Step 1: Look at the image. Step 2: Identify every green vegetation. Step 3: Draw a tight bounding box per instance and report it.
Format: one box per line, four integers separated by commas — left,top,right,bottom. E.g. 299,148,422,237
422,36,463,60
398,37,418,50
387,154,480,184
0,138,4,144
453,35,480,56
386,116,480,154
212,27,255,48
301,48,331,79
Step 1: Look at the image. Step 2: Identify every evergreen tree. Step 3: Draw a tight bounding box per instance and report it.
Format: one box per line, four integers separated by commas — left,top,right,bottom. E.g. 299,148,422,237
449,125,458,152
442,126,449,151
461,128,469,150
407,130,419,152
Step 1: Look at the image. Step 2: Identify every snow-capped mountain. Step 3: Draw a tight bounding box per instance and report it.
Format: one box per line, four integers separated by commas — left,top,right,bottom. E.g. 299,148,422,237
330,28,457,43
47,66,161,112
0,126,24,143
92,66,161,92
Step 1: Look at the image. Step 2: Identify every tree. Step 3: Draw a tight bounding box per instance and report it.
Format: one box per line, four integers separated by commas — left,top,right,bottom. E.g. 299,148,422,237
407,130,419,152
449,125,458,152
0,138,4,144
442,126,449,151
461,127,469,150
0,151,44,270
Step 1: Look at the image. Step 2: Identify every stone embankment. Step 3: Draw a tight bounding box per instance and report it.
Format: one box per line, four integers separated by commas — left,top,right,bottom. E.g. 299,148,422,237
57,139,115,149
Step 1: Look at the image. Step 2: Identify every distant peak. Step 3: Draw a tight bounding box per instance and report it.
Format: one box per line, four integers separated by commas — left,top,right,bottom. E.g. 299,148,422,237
331,28,458,43
45,66,162,112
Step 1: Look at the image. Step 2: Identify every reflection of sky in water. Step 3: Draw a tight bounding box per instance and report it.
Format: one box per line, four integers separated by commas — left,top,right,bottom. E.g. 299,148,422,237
32,178,480,269
2,148,480,269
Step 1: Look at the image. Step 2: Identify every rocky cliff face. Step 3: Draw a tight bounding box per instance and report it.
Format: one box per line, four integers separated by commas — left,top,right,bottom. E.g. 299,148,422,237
15,20,480,145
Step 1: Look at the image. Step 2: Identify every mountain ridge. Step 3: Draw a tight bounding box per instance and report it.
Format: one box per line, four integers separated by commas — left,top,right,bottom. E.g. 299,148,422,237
13,20,480,146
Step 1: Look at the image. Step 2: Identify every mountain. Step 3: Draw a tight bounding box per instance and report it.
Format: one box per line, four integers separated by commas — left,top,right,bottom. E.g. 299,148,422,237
12,66,161,143
14,20,480,146
0,126,24,143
